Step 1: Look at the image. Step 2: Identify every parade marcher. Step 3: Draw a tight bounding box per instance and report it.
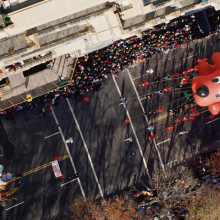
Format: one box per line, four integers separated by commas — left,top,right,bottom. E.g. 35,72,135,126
83,97,89,101
146,94,155,99
120,97,128,102
147,125,155,131
188,108,197,112
192,112,200,116
18,179,26,184
124,137,133,142
206,115,214,119
143,111,152,115
165,125,174,130
188,115,195,120
0,188,18,201
162,87,171,92
127,151,136,156
155,108,164,113
149,134,156,139
182,116,188,121
170,73,179,78
155,90,163,95
65,137,74,143
146,68,154,74
123,118,130,123
173,118,181,123
139,81,149,87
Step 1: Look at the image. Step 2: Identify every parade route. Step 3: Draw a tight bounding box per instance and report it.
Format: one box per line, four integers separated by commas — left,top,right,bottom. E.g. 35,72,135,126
0,31,220,220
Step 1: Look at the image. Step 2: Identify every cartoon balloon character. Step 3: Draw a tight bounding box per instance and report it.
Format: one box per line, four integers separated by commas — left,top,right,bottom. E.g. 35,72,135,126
191,52,220,115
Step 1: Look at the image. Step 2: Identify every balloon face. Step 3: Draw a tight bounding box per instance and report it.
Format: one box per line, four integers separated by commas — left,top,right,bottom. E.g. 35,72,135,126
192,70,220,107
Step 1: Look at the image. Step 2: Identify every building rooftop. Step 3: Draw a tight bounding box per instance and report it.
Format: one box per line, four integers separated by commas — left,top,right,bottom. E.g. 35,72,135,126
37,24,88,47
6,0,109,36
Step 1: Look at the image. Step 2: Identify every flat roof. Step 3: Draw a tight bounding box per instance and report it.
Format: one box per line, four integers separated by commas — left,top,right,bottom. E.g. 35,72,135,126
7,0,107,35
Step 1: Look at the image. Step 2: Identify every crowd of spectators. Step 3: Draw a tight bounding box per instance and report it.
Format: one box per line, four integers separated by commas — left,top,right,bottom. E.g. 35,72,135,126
1,8,220,118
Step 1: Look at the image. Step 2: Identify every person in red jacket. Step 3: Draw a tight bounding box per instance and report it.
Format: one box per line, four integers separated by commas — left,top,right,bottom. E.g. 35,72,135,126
165,125,174,130
173,118,181,123
149,134,156,139
123,118,130,124
155,108,164,113
139,82,149,87
182,117,188,121
83,97,89,101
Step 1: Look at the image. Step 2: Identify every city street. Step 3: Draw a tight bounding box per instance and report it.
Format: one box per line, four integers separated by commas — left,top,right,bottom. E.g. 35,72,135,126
0,33,220,220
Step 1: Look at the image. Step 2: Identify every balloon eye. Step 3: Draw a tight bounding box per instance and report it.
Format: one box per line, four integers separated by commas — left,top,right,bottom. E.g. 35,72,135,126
212,77,220,83
216,92,220,98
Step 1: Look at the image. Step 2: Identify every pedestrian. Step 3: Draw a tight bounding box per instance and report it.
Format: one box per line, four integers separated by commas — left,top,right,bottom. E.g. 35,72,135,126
179,131,188,135
124,137,133,142
127,151,136,156
18,179,26,184
65,137,74,143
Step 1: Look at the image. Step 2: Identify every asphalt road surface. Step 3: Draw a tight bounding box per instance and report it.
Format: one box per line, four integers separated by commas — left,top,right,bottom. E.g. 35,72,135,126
0,34,220,220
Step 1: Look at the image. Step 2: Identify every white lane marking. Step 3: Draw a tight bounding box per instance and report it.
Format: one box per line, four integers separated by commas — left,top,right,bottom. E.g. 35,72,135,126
166,159,177,165
57,126,86,199
127,69,165,171
45,132,60,139
206,118,220,124
66,99,104,200
182,54,196,60
6,201,24,211
50,107,86,200
157,139,170,146
50,106,59,125
132,73,149,80
112,75,151,181
61,178,77,187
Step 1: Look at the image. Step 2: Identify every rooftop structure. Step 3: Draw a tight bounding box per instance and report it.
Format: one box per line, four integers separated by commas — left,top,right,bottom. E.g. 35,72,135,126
0,0,219,110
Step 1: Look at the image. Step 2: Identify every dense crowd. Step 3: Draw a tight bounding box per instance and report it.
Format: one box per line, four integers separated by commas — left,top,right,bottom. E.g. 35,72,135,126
1,8,220,118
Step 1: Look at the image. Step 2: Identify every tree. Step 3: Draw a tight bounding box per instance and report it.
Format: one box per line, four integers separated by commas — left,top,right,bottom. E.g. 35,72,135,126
205,149,220,176
1,14,12,26
185,187,220,220
69,195,139,220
